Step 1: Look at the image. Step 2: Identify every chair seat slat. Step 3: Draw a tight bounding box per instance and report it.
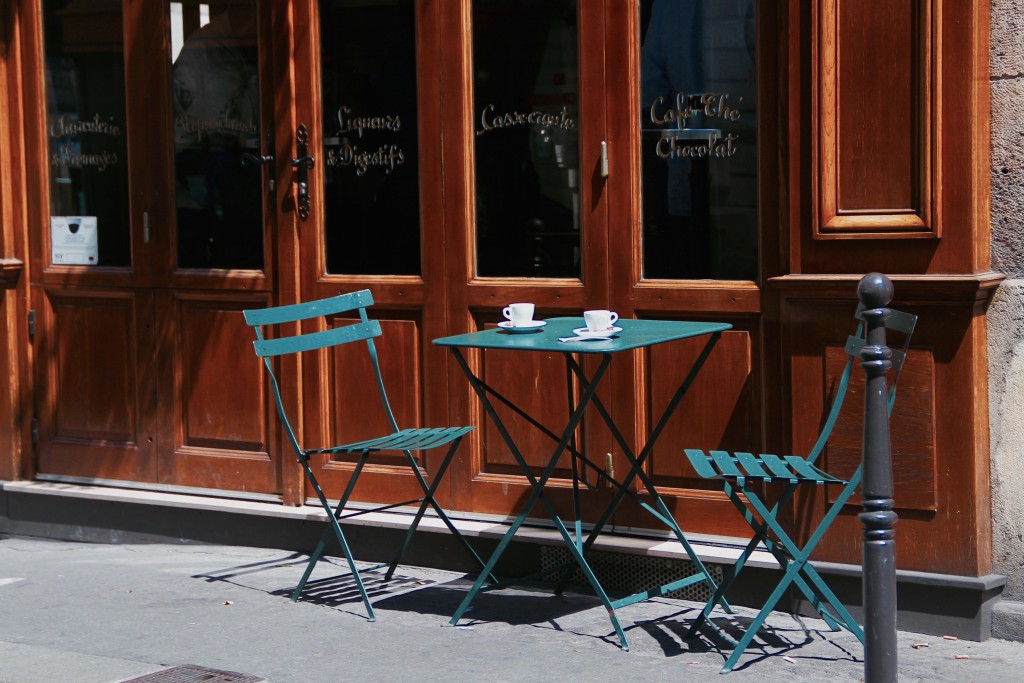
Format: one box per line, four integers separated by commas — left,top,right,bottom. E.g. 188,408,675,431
783,455,836,484
684,449,722,479
735,452,772,480
708,450,744,479
759,453,798,481
323,426,475,454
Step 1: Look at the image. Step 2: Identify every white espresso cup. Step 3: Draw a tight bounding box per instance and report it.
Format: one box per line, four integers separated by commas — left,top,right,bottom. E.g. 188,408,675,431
502,303,535,327
584,309,619,332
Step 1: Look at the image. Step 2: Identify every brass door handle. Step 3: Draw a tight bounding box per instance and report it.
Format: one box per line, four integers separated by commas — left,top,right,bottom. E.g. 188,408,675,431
291,124,315,220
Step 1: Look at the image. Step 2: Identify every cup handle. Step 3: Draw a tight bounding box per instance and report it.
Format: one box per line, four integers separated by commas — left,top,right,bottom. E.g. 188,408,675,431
502,306,512,320
609,312,619,325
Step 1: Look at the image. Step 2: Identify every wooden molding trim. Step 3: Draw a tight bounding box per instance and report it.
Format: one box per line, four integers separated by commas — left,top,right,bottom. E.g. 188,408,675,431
0,257,24,288
767,272,1004,305
815,0,938,239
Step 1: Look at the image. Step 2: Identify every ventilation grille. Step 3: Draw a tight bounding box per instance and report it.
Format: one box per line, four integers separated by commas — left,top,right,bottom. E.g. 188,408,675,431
123,665,264,683
539,546,723,603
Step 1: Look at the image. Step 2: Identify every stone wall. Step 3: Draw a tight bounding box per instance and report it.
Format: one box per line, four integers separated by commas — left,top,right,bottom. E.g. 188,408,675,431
989,0,1024,640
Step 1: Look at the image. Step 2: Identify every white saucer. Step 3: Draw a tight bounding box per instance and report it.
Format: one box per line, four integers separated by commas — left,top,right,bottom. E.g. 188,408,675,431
498,320,546,333
572,326,622,338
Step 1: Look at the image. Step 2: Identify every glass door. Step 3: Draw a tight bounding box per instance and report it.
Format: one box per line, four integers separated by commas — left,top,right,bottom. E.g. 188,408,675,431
443,0,616,517
31,0,282,494
606,0,767,535
291,0,458,509
443,0,767,539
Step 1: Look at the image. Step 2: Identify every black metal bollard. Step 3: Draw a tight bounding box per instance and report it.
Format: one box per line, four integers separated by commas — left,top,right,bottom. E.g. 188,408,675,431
857,273,898,683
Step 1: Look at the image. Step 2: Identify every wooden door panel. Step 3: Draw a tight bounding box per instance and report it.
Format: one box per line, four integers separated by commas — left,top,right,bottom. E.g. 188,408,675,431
818,0,934,236
477,346,574,478
311,313,436,506
35,287,157,482
156,291,277,493
26,0,284,497
326,317,422,448
647,327,758,488
823,344,937,512
782,295,985,575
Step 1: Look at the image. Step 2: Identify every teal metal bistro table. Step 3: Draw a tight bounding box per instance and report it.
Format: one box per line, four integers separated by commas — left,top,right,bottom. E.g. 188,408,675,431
433,317,733,650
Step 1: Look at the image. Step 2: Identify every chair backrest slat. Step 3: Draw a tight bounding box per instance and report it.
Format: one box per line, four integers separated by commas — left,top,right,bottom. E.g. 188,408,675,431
243,289,404,448
242,290,373,327
253,320,381,358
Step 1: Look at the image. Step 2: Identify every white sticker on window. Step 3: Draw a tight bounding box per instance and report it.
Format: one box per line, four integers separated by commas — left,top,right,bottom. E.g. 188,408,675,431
51,216,99,265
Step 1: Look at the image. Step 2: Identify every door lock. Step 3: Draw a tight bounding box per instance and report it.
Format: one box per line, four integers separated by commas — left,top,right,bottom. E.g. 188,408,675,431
291,123,315,220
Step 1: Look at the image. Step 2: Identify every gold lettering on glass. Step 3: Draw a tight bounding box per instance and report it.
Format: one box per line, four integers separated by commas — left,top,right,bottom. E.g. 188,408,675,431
336,106,401,138
49,113,123,171
649,91,743,161
174,111,257,140
475,104,577,136
325,106,407,176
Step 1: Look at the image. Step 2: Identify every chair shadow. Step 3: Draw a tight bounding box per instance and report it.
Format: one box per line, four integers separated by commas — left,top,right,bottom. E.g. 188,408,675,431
192,553,862,668
192,551,311,585
193,552,447,606
637,611,862,672
375,582,602,624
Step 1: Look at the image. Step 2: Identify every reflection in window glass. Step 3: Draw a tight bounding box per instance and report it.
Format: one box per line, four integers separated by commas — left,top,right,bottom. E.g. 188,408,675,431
473,0,580,278
640,0,757,281
320,0,421,276
44,1,130,267
171,0,263,269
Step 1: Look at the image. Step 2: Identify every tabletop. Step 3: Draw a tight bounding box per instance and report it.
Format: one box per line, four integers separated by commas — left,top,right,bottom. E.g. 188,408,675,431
433,317,732,353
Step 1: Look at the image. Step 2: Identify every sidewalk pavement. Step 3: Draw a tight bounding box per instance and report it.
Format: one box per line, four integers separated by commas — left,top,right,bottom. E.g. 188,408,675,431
2,536,1023,683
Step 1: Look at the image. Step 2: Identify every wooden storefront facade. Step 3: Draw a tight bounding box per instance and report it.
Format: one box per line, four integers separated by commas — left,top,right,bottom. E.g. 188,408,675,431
0,0,998,585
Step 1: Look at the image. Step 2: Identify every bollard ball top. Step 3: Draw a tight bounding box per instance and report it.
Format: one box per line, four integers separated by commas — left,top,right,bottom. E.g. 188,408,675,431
858,273,894,308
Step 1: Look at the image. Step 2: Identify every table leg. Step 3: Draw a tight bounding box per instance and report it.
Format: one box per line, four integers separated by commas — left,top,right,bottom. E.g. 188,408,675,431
445,349,632,649
555,334,730,610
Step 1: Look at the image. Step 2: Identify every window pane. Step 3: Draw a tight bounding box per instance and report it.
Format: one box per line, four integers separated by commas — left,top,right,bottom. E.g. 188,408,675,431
473,0,580,279
321,0,421,276
44,1,130,267
171,0,263,269
640,0,757,281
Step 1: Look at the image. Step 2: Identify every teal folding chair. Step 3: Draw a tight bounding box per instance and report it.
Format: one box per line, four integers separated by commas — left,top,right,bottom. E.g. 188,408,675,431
243,290,491,621
683,304,917,672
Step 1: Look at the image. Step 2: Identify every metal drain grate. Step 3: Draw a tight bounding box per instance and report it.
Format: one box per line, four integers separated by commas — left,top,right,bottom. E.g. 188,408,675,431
539,546,723,603
123,664,264,683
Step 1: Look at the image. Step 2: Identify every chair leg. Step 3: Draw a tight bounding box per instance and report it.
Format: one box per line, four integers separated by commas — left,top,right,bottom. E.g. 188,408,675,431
385,439,496,583
293,453,377,621
384,445,450,580
685,477,782,640
742,488,864,637
713,485,865,672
